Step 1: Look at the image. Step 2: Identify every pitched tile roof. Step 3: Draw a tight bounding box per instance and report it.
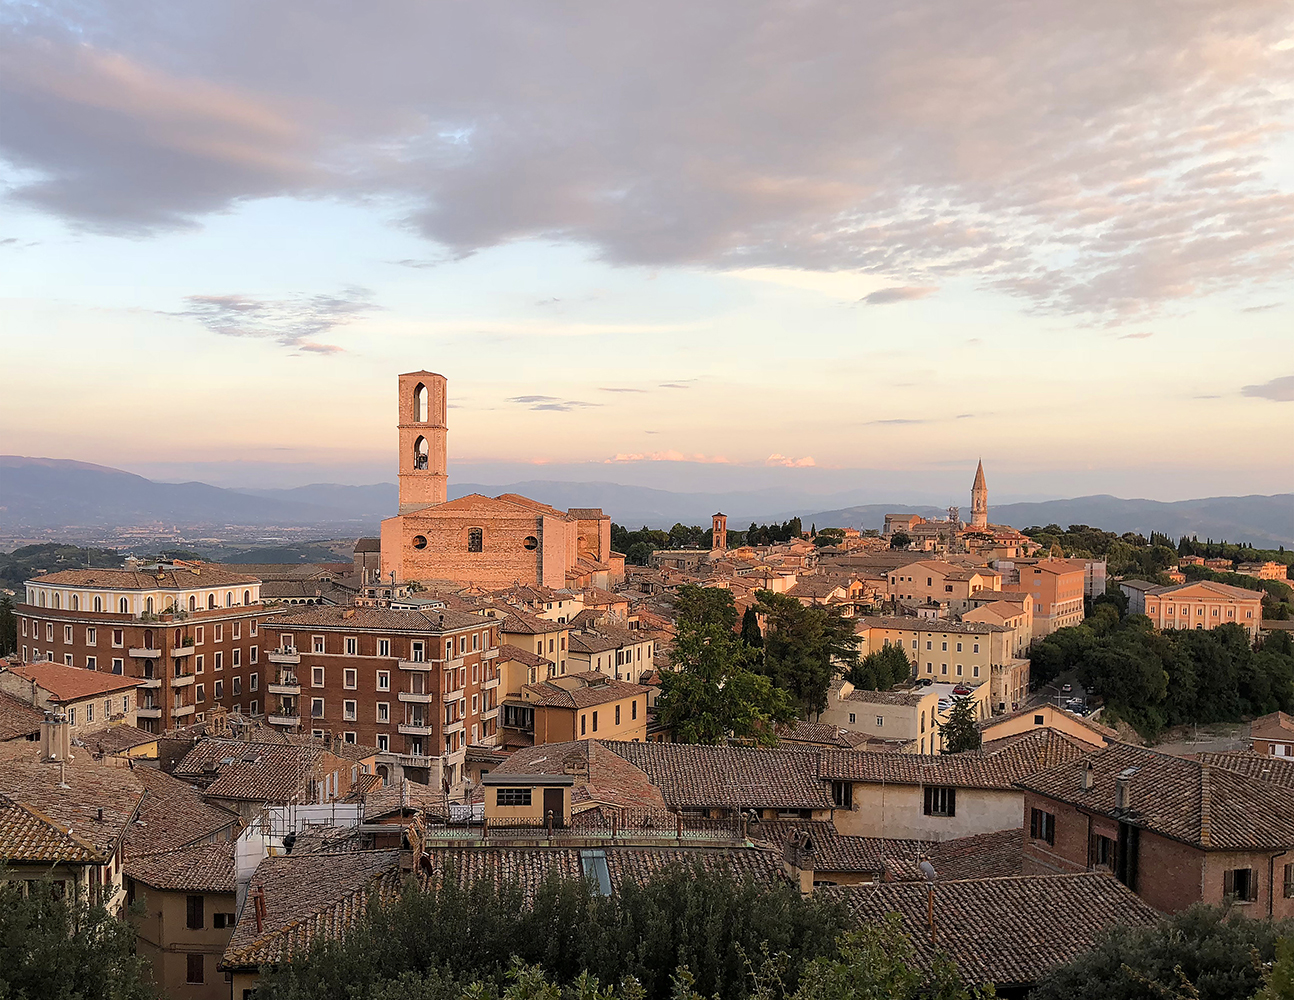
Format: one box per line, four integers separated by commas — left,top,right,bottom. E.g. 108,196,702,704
221,850,402,971
78,723,158,757
0,692,44,741
490,741,668,812
174,739,321,803
6,661,140,701
1146,579,1265,600
826,873,1159,987
820,728,1091,789
0,794,105,864
522,677,648,710
126,767,241,858
423,843,783,901
27,565,261,589
921,828,1024,881
774,721,889,749
125,841,237,892
495,609,563,635
1196,751,1294,789
606,741,836,810
856,616,1007,635
751,820,928,874
1017,742,1294,850
496,643,552,668
840,685,929,707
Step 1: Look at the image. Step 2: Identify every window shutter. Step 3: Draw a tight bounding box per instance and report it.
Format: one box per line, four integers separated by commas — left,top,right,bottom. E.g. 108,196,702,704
1223,870,1235,896
947,788,956,817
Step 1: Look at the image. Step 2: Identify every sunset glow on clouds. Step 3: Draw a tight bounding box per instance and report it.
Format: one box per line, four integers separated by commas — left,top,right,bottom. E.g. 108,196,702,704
0,1,1291,499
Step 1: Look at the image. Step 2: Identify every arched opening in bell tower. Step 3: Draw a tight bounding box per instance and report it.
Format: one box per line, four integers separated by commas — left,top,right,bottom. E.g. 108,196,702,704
414,383,428,422
414,436,429,470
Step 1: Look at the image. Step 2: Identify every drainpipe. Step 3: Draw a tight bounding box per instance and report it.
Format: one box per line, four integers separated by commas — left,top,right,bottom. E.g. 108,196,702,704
1270,849,1288,918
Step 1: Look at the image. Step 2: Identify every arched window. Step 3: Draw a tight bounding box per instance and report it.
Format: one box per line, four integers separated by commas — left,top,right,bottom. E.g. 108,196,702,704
144,630,153,648
175,629,183,645
146,597,154,613
225,591,233,607
93,596,102,612
118,597,129,614
414,383,428,422
207,594,216,610
413,435,429,470
243,590,251,605
467,528,483,553
189,596,197,612
52,593,61,610
38,591,46,607
71,595,79,611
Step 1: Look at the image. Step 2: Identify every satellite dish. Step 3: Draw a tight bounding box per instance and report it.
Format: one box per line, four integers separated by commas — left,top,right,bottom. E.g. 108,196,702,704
919,860,937,882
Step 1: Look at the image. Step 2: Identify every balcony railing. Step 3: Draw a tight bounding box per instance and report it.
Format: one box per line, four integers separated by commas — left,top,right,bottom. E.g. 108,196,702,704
267,681,301,696
268,649,301,664
171,674,196,688
138,677,162,689
443,689,463,703
136,706,162,719
128,647,162,658
398,691,435,703
398,658,432,670
482,676,500,690
267,713,300,726
172,704,196,718
171,646,194,657
398,722,435,736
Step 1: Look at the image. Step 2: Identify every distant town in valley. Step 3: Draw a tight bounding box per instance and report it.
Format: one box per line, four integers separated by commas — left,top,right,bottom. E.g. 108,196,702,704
2,371,1292,1000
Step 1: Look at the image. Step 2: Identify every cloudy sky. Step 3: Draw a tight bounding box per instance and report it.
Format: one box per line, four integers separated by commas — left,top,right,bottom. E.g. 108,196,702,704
2,1,1292,501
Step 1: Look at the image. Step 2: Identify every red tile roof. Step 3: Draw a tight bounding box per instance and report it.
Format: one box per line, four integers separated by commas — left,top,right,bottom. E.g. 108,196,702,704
0,794,105,864
0,692,44,741
6,661,140,701
125,841,237,892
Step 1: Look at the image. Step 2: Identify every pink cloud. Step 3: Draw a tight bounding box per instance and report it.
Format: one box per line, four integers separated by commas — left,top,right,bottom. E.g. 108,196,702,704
765,453,816,467
606,451,731,464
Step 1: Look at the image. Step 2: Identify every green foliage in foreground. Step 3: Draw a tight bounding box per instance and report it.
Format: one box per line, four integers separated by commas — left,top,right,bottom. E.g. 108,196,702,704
1028,905,1293,1000
0,879,157,1000
253,874,995,1000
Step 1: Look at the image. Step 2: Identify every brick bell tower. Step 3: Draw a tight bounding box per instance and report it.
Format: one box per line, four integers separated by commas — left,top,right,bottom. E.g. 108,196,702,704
711,512,728,551
398,371,448,513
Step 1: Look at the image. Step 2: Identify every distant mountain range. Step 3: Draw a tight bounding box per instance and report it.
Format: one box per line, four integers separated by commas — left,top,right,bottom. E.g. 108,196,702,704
2,456,1291,547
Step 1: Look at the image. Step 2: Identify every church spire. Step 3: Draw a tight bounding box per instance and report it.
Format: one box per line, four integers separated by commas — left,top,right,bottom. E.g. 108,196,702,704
971,460,988,529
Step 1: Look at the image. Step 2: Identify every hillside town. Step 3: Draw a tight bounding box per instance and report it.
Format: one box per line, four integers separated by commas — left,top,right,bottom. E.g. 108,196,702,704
2,372,1292,1000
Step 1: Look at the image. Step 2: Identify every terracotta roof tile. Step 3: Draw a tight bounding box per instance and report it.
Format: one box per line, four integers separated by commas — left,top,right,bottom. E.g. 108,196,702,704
271,606,487,633
6,661,140,701
1017,742,1294,850
125,841,237,892
1196,751,1294,789
0,794,105,864
27,565,261,589
0,692,44,741
826,873,1159,988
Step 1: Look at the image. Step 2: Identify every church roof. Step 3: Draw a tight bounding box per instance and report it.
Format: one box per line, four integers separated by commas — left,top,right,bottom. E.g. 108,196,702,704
973,460,987,490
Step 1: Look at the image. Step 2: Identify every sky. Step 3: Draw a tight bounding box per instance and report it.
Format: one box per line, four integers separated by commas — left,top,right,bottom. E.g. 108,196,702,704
1,1,1292,504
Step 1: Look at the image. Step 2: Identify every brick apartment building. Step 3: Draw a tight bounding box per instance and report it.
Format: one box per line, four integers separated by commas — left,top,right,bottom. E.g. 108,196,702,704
18,566,278,733
1017,743,1294,917
262,606,501,786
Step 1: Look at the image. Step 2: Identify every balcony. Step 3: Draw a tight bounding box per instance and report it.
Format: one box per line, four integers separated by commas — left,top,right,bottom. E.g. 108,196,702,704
398,658,432,671
444,718,464,734
267,713,300,727
481,649,499,660
267,681,301,696
128,647,162,658
171,674,195,688
267,649,301,665
172,704,196,718
395,752,436,768
398,722,435,736
171,646,194,657
138,677,162,689
442,689,463,703
136,706,162,719
398,690,435,703
481,706,499,721
482,676,500,690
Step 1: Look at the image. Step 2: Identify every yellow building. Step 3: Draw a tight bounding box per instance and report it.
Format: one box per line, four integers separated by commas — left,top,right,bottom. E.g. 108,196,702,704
1237,561,1288,581
819,679,942,753
1014,559,1086,637
1143,580,1264,639
884,561,1001,613
519,672,649,744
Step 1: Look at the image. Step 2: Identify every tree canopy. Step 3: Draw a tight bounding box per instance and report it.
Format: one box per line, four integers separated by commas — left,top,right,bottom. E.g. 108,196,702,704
754,591,860,716
846,645,910,691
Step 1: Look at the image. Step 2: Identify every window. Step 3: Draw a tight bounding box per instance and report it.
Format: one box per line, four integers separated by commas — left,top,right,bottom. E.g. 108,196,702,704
232,677,242,696
344,668,357,689
1225,868,1257,902
186,894,204,929
615,704,621,725
250,672,258,691
64,654,73,666
377,734,390,751
831,780,853,808
344,700,357,721
250,700,258,714
941,642,947,651
1034,714,1045,725
232,648,240,667
1029,808,1056,845
312,698,325,718
119,597,129,613
467,527,484,552
214,680,223,699
379,639,390,657
313,635,325,653
496,787,532,806
923,786,956,817
581,714,587,736
112,658,123,674
973,665,980,678
1284,863,1294,899
956,642,962,652
377,702,390,723
1089,834,1115,869
67,708,76,725
345,637,357,655
250,646,258,664
195,654,204,674
592,710,599,732
973,643,979,653
251,620,258,636
214,652,223,671
377,670,390,691
86,656,96,669
214,623,223,642
186,953,204,985
196,684,205,702
112,628,123,646
195,626,204,645
313,667,325,687
64,625,73,643
233,622,241,639
87,704,94,723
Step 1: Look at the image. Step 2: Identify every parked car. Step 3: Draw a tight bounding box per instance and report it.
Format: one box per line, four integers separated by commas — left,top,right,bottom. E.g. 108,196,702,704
952,685,973,696
1061,683,1073,693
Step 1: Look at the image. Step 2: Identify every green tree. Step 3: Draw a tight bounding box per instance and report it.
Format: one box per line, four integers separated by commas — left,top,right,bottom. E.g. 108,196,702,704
1029,905,1287,1000
754,591,860,716
674,585,738,633
0,594,16,656
941,697,982,753
656,624,796,745
740,606,764,649
1255,937,1294,1000
0,878,157,1000
890,532,911,550
847,645,910,691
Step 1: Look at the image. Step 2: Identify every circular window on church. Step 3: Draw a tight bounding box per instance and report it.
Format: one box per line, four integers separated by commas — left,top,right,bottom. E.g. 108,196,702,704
412,535,428,549
523,536,538,550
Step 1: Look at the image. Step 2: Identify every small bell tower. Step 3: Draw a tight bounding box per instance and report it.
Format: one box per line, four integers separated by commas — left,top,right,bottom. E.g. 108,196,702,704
398,371,448,513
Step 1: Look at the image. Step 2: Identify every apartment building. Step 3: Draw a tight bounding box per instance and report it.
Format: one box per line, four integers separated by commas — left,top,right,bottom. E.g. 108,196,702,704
18,565,275,732
884,560,1001,613
263,606,501,785
1013,559,1086,637
818,680,942,753
518,672,650,744
0,661,139,731
1238,561,1289,581
567,624,658,683
1143,580,1264,639
1019,744,1294,917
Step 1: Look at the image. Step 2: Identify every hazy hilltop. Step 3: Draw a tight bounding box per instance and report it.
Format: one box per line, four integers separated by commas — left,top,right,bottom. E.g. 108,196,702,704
2,456,1290,547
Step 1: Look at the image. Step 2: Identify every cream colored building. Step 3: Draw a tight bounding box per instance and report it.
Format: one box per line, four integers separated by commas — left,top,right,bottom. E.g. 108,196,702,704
884,560,1001,613
1143,580,1264,639
0,661,139,731
1014,559,1086,637
963,596,1033,656
1237,561,1288,581
819,680,942,754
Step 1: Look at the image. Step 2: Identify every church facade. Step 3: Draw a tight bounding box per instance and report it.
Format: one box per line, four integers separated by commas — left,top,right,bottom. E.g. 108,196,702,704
379,372,619,589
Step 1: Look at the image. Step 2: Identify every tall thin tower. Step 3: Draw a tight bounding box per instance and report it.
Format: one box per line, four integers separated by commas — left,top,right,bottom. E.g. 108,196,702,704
398,371,448,513
970,460,988,529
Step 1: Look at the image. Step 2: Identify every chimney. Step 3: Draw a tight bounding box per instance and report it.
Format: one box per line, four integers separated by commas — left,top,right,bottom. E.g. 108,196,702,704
1081,760,1094,791
41,710,72,763
1115,768,1135,811
252,885,266,933
1199,764,1212,847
